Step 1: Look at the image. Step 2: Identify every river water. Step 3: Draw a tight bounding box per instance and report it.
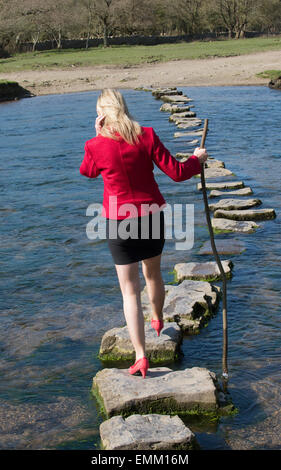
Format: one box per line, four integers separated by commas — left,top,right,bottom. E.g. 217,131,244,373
0,86,280,450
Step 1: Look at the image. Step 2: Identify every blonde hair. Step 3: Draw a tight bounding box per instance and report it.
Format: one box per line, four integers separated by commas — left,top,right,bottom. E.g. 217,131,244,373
96,89,142,145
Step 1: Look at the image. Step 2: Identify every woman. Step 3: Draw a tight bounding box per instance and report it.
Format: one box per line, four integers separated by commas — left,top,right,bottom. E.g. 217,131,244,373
80,89,208,379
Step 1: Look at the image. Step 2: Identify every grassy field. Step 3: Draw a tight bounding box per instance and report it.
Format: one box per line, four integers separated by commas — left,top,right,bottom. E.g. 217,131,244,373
256,69,281,79
0,36,281,73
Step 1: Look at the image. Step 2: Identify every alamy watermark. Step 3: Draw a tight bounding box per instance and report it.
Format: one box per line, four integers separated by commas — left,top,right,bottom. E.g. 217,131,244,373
85,197,195,250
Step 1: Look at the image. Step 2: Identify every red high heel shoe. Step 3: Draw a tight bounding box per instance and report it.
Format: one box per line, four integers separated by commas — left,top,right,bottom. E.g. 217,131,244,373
151,318,164,337
129,356,149,378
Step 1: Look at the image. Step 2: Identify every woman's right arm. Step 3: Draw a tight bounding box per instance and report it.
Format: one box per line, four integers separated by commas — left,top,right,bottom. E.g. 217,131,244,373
150,128,208,182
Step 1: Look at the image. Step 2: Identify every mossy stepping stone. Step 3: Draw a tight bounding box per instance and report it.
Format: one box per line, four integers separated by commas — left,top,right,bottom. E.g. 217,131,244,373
99,414,198,450
209,198,262,211
160,103,192,112
205,159,225,169
152,89,182,98
214,208,276,221
160,95,192,104
169,112,195,121
198,238,245,255
98,322,182,364
175,152,192,161
141,280,220,333
197,181,244,190
211,218,259,233
196,168,234,179
92,366,220,419
209,187,253,197
174,260,233,282
174,129,204,138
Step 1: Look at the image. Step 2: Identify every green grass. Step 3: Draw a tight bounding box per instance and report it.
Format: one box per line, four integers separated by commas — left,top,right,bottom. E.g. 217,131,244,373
1,36,281,73
256,69,281,80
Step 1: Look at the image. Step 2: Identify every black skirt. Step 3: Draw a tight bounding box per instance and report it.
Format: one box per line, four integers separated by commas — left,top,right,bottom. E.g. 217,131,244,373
105,210,165,265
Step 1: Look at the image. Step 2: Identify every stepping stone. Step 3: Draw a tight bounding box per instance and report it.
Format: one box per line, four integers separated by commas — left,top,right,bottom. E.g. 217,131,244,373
98,322,182,364
196,168,234,179
214,208,276,221
177,122,202,129
209,198,262,211
197,181,244,190
141,280,220,333
211,218,259,233
99,414,197,450
174,260,233,282
175,152,192,161
205,159,225,169
169,113,199,122
152,89,182,99
92,366,220,418
209,187,253,197
161,95,192,103
198,239,245,255
160,103,192,113
174,129,203,138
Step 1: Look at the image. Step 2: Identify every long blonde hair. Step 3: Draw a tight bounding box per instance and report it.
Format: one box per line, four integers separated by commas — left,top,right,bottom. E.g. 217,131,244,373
96,89,142,145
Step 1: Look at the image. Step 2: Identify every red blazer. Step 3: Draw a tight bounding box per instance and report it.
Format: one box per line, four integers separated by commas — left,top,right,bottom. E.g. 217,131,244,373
80,126,202,219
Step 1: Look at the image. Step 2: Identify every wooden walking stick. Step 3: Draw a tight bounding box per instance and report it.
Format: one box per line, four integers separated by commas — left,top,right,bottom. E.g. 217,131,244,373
199,119,229,385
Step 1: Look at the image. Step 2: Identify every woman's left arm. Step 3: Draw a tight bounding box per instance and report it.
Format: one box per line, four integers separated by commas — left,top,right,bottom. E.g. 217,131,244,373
80,142,101,178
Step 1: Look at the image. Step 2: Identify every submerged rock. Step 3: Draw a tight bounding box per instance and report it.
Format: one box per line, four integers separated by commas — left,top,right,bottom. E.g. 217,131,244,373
92,366,220,418
99,414,198,450
98,322,182,364
214,208,276,221
209,187,253,197
268,76,281,90
141,280,220,333
197,181,244,190
0,80,34,102
174,128,202,138
198,238,245,255
174,260,233,282
211,218,259,233
209,198,262,211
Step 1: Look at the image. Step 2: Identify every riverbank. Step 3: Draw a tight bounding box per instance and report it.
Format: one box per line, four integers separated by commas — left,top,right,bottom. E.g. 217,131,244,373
1,50,281,97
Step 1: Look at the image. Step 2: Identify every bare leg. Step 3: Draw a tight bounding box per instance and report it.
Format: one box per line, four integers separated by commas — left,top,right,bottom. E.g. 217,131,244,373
115,261,145,362
141,254,165,321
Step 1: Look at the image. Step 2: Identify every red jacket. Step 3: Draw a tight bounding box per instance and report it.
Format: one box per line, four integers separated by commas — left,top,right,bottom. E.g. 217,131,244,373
79,126,202,219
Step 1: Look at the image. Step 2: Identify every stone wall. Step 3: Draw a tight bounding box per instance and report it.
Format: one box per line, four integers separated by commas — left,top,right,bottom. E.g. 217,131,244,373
19,31,270,52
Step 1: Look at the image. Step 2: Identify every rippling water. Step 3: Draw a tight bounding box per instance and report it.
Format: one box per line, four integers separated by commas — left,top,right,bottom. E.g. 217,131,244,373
0,86,280,450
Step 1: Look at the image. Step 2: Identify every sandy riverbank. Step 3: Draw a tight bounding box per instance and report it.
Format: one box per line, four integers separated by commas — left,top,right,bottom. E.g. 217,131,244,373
1,50,280,96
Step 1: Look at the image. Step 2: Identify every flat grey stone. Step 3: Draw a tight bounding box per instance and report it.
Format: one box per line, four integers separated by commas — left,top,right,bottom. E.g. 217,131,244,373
92,366,219,418
152,89,182,98
174,129,203,138
174,260,233,282
99,322,182,363
211,218,259,233
197,181,244,190
214,208,276,221
100,413,197,450
209,198,262,211
160,103,192,113
205,159,225,169
169,114,200,123
175,152,192,161
198,168,234,178
198,239,245,255
209,187,253,197
160,94,192,103
141,280,220,333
